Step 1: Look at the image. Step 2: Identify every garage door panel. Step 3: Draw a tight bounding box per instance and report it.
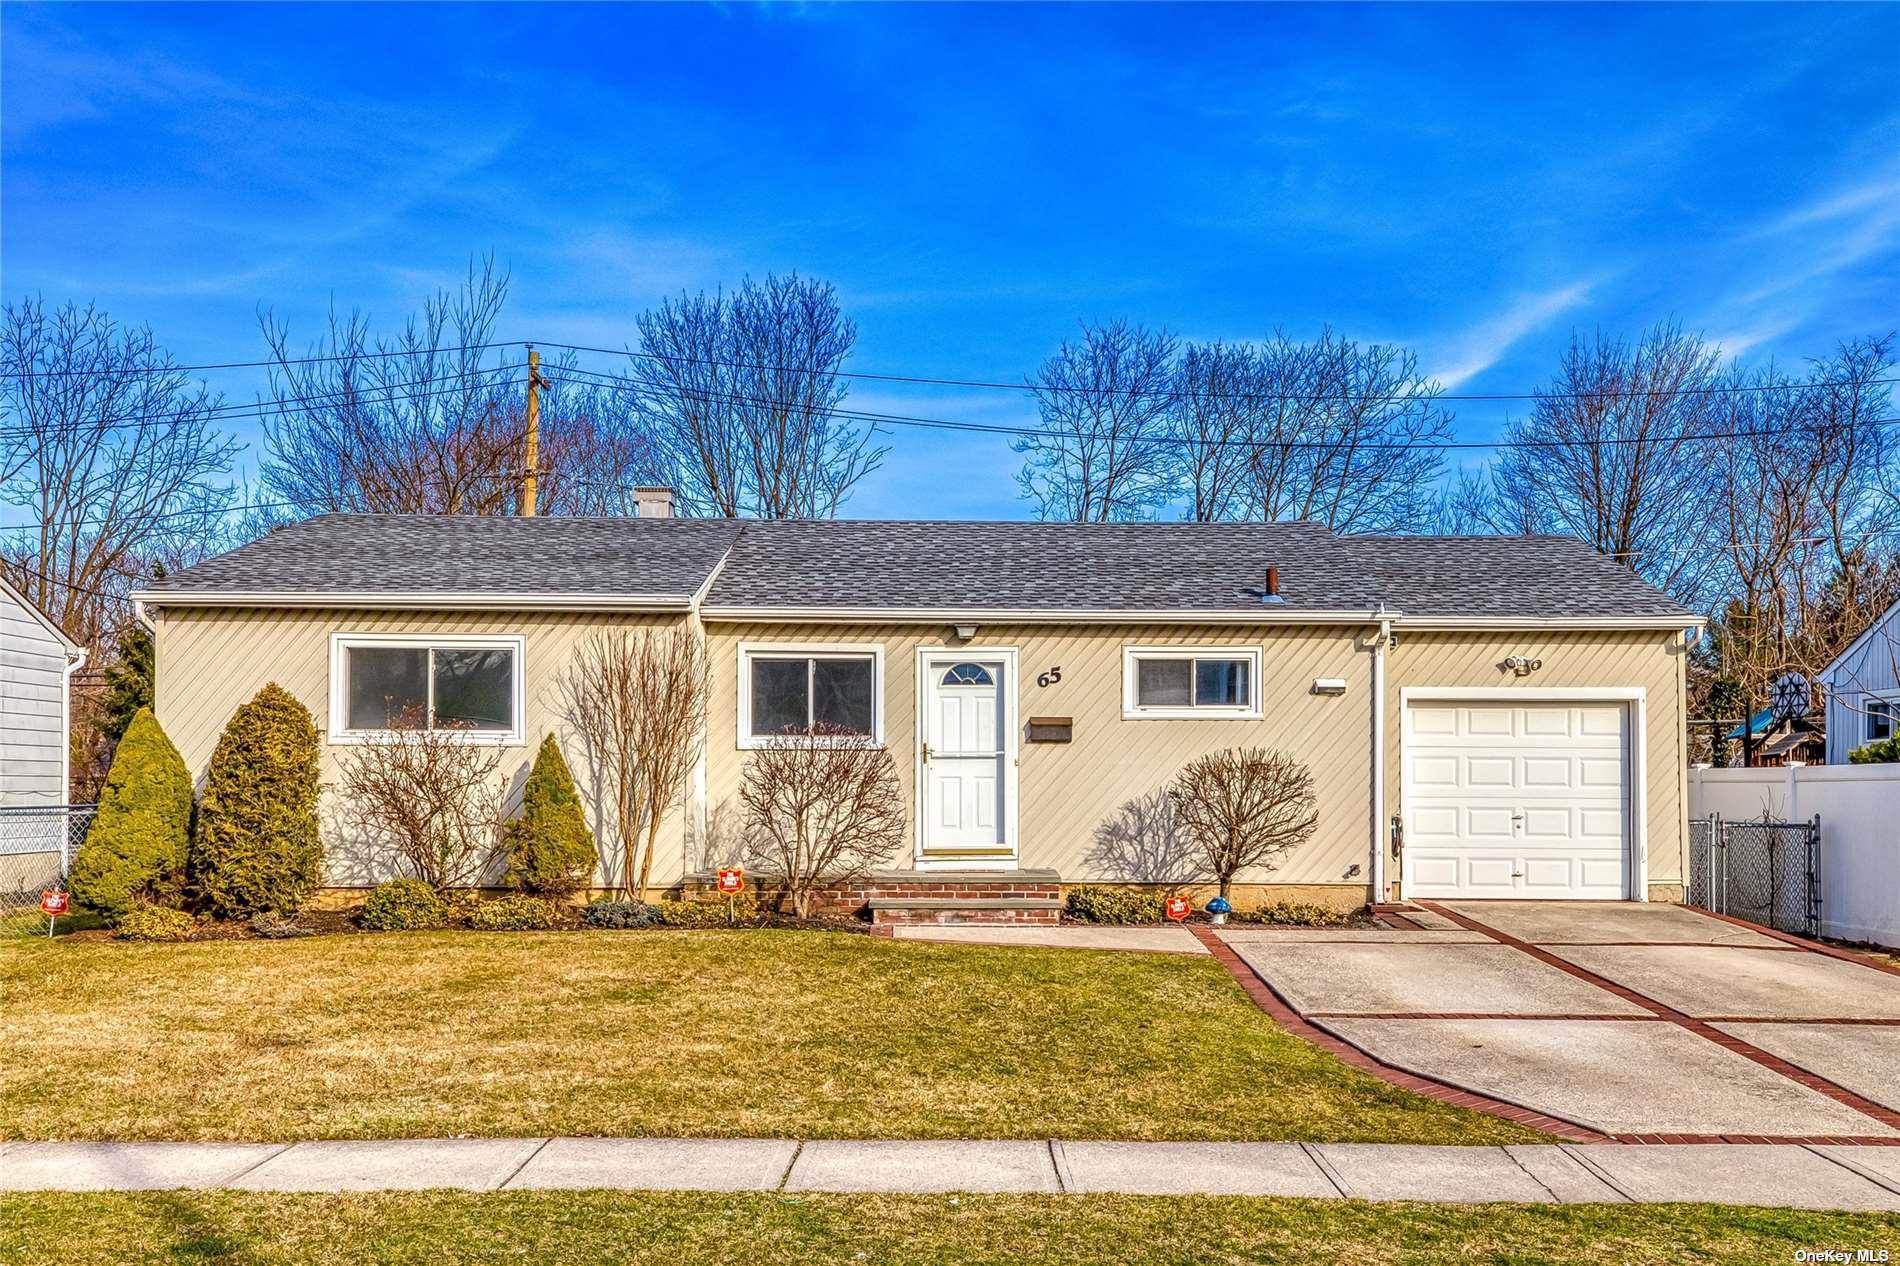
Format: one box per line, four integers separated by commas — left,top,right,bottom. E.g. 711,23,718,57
1522,708,1572,737
1405,701,1630,901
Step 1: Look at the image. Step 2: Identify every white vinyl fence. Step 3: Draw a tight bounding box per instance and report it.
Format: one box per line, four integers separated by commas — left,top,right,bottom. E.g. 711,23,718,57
1688,765,1899,949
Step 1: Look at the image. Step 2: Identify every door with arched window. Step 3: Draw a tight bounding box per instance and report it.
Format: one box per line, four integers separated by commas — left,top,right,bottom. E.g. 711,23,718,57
918,650,1017,863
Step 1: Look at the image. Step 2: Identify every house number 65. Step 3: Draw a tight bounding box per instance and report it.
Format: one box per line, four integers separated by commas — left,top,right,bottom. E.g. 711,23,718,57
1036,667,1063,688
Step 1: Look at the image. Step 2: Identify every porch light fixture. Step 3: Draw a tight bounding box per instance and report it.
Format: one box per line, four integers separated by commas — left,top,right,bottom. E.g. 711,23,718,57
953,623,979,641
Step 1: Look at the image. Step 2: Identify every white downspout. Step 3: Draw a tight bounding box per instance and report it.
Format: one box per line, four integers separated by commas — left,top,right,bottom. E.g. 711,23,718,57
1370,612,1392,904
60,647,88,807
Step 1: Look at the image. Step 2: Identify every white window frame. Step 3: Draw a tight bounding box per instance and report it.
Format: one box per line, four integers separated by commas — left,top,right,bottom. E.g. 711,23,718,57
1121,645,1264,720
737,642,885,749
327,632,525,746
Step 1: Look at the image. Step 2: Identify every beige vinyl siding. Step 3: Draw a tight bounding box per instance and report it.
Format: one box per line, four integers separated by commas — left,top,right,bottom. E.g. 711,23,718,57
155,607,693,888
1386,629,1690,889
705,622,1379,887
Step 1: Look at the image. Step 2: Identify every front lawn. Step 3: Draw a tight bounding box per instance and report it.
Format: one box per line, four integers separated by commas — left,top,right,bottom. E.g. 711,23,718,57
5,1191,1893,1266
0,930,1539,1144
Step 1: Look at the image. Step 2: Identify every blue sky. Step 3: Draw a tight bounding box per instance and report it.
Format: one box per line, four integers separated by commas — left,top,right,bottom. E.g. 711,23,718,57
5,2,1897,519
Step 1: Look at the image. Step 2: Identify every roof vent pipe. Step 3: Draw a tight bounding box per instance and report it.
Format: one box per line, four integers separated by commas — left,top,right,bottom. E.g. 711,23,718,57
1260,565,1284,605
633,487,676,519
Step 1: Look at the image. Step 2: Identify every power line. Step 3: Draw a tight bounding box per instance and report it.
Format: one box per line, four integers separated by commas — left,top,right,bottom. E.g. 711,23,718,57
539,365,1900,455
0,365,523,442
3,329,1890,404
0,340,528,380
532,337,1900,405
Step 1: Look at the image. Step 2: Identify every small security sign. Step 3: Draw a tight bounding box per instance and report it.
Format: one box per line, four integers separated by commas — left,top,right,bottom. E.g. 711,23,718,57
715,866,745,895
39,889,68,917
1163,894,1191,922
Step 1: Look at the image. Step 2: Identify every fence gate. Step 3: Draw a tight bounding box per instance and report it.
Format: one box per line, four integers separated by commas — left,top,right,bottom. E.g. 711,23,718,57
0,804,96,934
1685,812,1821,938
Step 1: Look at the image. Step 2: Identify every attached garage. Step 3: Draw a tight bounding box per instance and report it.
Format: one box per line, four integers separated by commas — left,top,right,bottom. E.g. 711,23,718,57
1400,690,1643,900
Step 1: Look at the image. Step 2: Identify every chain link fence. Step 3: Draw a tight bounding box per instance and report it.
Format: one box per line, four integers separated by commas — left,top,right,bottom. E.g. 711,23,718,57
1685,812,1821,938
0,804,95,935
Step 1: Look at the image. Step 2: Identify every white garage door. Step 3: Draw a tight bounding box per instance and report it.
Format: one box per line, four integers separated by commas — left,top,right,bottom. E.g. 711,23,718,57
1404,701,1630,900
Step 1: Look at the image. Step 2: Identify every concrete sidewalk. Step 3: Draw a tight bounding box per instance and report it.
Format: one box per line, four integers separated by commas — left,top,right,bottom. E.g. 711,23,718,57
4,1138,1899,1211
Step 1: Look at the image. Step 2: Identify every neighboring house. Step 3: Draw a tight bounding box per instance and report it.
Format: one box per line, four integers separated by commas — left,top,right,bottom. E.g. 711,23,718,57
1723,708,1825,768
1820,600,1900,764
133,501,1702,917
0,574,87,806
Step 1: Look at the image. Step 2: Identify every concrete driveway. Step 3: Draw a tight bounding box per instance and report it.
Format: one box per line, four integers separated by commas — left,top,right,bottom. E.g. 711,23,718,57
1221,902,1900,1140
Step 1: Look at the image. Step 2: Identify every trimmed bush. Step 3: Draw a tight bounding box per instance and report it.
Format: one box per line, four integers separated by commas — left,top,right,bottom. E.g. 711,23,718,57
582,899,664,930
360,878,449,931
658,894,760,928
191,684,323,918
1064,885,1166,925
1849,737,1900,764
504,735,598,896
1231,900,1360,928
68,708,194,923
114,904,196,942
468,894,558,932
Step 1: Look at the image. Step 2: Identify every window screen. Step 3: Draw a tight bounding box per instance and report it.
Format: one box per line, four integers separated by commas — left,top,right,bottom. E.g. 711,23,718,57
346,646,428,730
342,642,516,734
748,654,876,738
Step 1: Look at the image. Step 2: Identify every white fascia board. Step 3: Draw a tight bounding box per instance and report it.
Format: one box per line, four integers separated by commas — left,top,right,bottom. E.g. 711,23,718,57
699,606,1400,625
698,606,1700,631
130,590,693,613
1395,615,1705,632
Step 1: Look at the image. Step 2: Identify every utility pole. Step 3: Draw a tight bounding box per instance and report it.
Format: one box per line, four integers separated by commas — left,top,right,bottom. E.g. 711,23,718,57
521,347,542,517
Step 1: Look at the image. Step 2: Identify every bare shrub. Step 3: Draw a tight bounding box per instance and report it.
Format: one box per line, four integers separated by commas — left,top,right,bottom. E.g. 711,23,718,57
739,724,905,918
560,627,707,899
1170,748,1318,900
340,707,506,890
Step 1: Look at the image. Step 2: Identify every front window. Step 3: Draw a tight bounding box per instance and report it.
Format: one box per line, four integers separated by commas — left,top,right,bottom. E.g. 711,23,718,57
332,636,522,741
741,647,881,743
1869,699,1893,743
1123,647,1262,718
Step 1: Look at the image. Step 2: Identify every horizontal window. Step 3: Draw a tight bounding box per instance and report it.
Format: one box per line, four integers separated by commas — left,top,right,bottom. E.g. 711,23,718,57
1123,647,1262,719
330,635,523,742
740,646,882,745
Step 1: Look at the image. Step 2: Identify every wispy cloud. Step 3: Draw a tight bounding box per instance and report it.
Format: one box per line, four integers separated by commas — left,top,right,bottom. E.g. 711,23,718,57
1424,281,1595,390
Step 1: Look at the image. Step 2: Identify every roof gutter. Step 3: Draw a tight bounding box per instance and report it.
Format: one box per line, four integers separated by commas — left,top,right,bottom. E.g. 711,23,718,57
698,606,1700,630
129,590,695,613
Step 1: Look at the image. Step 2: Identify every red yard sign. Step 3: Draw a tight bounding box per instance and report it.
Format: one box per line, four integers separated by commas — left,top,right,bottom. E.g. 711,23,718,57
39,890,68,917
715,867,745,895
1163,894,1191,922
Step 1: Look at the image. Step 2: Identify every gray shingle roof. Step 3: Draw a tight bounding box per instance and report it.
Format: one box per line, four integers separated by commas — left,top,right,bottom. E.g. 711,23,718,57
142,513,1693,622
143,514,742,603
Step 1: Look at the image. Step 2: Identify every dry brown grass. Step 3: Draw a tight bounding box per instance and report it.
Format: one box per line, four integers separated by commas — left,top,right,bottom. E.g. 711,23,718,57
5,1190,1894,1266
0,929,1542,1144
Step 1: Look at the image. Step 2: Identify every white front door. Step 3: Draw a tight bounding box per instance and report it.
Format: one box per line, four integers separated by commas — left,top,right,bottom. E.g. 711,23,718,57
1404,700,1631,899
920,653,1015,862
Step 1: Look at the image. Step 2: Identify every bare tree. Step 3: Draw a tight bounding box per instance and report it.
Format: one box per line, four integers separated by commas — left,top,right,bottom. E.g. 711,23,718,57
1170,748,1318,901
559,627,707,899
339,708,507,890
0,299,238,648
1084,788,1205,889
1236,328,1452,532
1169,342,1258,522
628,273,882,518
259,258,524,516
1489,323,1727,606
1016,320,1178,521
740,724,906,917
